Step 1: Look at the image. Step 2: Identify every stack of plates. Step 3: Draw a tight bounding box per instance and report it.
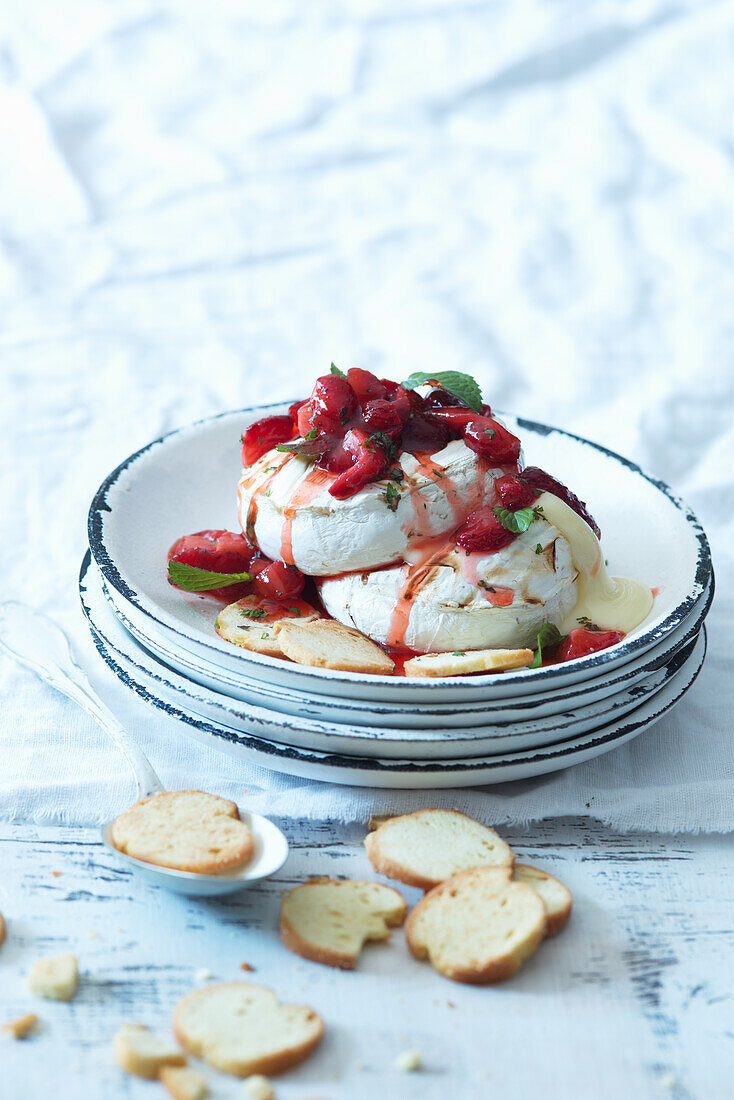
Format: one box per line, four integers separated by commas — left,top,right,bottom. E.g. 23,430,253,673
83,406,714,789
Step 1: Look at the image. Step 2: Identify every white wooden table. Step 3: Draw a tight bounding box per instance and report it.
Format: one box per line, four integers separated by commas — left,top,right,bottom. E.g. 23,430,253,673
1,818,730,1100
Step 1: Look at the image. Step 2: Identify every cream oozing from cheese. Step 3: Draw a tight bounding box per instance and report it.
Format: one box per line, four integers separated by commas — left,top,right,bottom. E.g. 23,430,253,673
534,492,653,634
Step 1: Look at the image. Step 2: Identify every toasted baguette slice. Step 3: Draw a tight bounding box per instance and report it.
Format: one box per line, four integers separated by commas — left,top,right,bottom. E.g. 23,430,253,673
111,790,253,875
280,878,407,970
277,619,394,675
113,1024,186,1079
174,982,323,1077
26,953,78,1001
2,1012,38,1039
404,648,533,677
159,1065,209,1100
365,809,514,890
216,596,320,657
514,864,572,936
406,866,546,983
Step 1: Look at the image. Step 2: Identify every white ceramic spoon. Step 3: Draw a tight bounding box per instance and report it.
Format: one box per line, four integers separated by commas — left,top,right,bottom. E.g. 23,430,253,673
0,601,289,896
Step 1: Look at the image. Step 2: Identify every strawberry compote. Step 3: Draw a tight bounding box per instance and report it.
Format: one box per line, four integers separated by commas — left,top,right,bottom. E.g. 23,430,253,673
240,372,523,501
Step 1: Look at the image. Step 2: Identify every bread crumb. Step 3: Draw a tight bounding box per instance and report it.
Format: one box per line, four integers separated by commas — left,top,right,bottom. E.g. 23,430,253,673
2,1013,38,1039
160,1065,209,1100
194,968,212,983
51,871,62,878
27,954,78,1001
243,1075,274,1100
240,962,254,972
394,1050,422,1072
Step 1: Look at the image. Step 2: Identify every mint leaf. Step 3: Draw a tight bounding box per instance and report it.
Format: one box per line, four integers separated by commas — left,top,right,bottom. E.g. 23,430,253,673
493,506,534,534
168,560,253,592
330,362,346,378
529,622,565,669
402,371,483,413
276,435,329,456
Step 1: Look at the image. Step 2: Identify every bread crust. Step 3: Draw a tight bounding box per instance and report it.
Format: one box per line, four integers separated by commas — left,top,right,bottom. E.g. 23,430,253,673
279,876,407,969
364,808,515,890
513,864,572,936
2,1012,38,1039
405,867,547,984
173,982,324,1077
113,1024,186,1079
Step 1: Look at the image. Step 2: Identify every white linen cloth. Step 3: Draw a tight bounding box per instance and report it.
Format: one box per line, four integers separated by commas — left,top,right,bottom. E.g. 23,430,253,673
1,0,732,832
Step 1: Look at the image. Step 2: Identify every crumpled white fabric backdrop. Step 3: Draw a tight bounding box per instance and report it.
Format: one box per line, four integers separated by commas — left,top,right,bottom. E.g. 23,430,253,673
1,0,732,832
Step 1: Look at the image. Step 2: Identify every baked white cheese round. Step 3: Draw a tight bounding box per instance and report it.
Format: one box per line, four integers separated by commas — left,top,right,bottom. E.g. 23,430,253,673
238,439,503,576
317,521,578,652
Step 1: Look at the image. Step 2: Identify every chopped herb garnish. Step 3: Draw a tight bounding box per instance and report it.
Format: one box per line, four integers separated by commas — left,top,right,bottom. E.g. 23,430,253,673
494,504,544,534
305,427,318,441
529,622,565,669
366,431,398,461
452,652,466,657
479,581,496,592
241,607,266,619
483,428,496,438
288,607,302,616
260,632,270,639
432,469,444,478
535,543,543,554
330,362,346,378
389,466,404,482
383,481,401,512
168,561,253,593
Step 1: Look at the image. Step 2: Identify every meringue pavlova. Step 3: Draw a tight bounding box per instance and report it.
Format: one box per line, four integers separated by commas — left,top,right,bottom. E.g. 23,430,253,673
166,366,653,676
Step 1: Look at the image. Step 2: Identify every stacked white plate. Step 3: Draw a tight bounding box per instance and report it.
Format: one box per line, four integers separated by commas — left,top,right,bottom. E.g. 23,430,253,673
83,405,714,788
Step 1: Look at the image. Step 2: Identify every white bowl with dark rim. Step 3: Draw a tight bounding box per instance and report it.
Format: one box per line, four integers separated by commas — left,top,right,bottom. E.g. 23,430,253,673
82,590,708,787
87,404,713,703
81,552,704,759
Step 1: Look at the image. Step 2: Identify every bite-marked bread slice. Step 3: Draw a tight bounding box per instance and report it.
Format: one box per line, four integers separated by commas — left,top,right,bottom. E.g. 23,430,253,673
406,866,547,983
280,877,407,970
216,596,320,657
513,864,572,936
277,619,394,675
111,790,254,875
174,982,324,1077
114,1024,187,1079
2,1012,38,1039
159,1065,209,1100
365,809,514,891
26,953,78,1001
404,648,534,677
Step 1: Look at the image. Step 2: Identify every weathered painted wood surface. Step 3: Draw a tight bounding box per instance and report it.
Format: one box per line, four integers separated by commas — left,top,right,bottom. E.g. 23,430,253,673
0,818,730,1099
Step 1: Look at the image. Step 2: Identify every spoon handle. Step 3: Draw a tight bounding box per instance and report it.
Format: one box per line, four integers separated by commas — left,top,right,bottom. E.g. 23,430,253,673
0,601,163,801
